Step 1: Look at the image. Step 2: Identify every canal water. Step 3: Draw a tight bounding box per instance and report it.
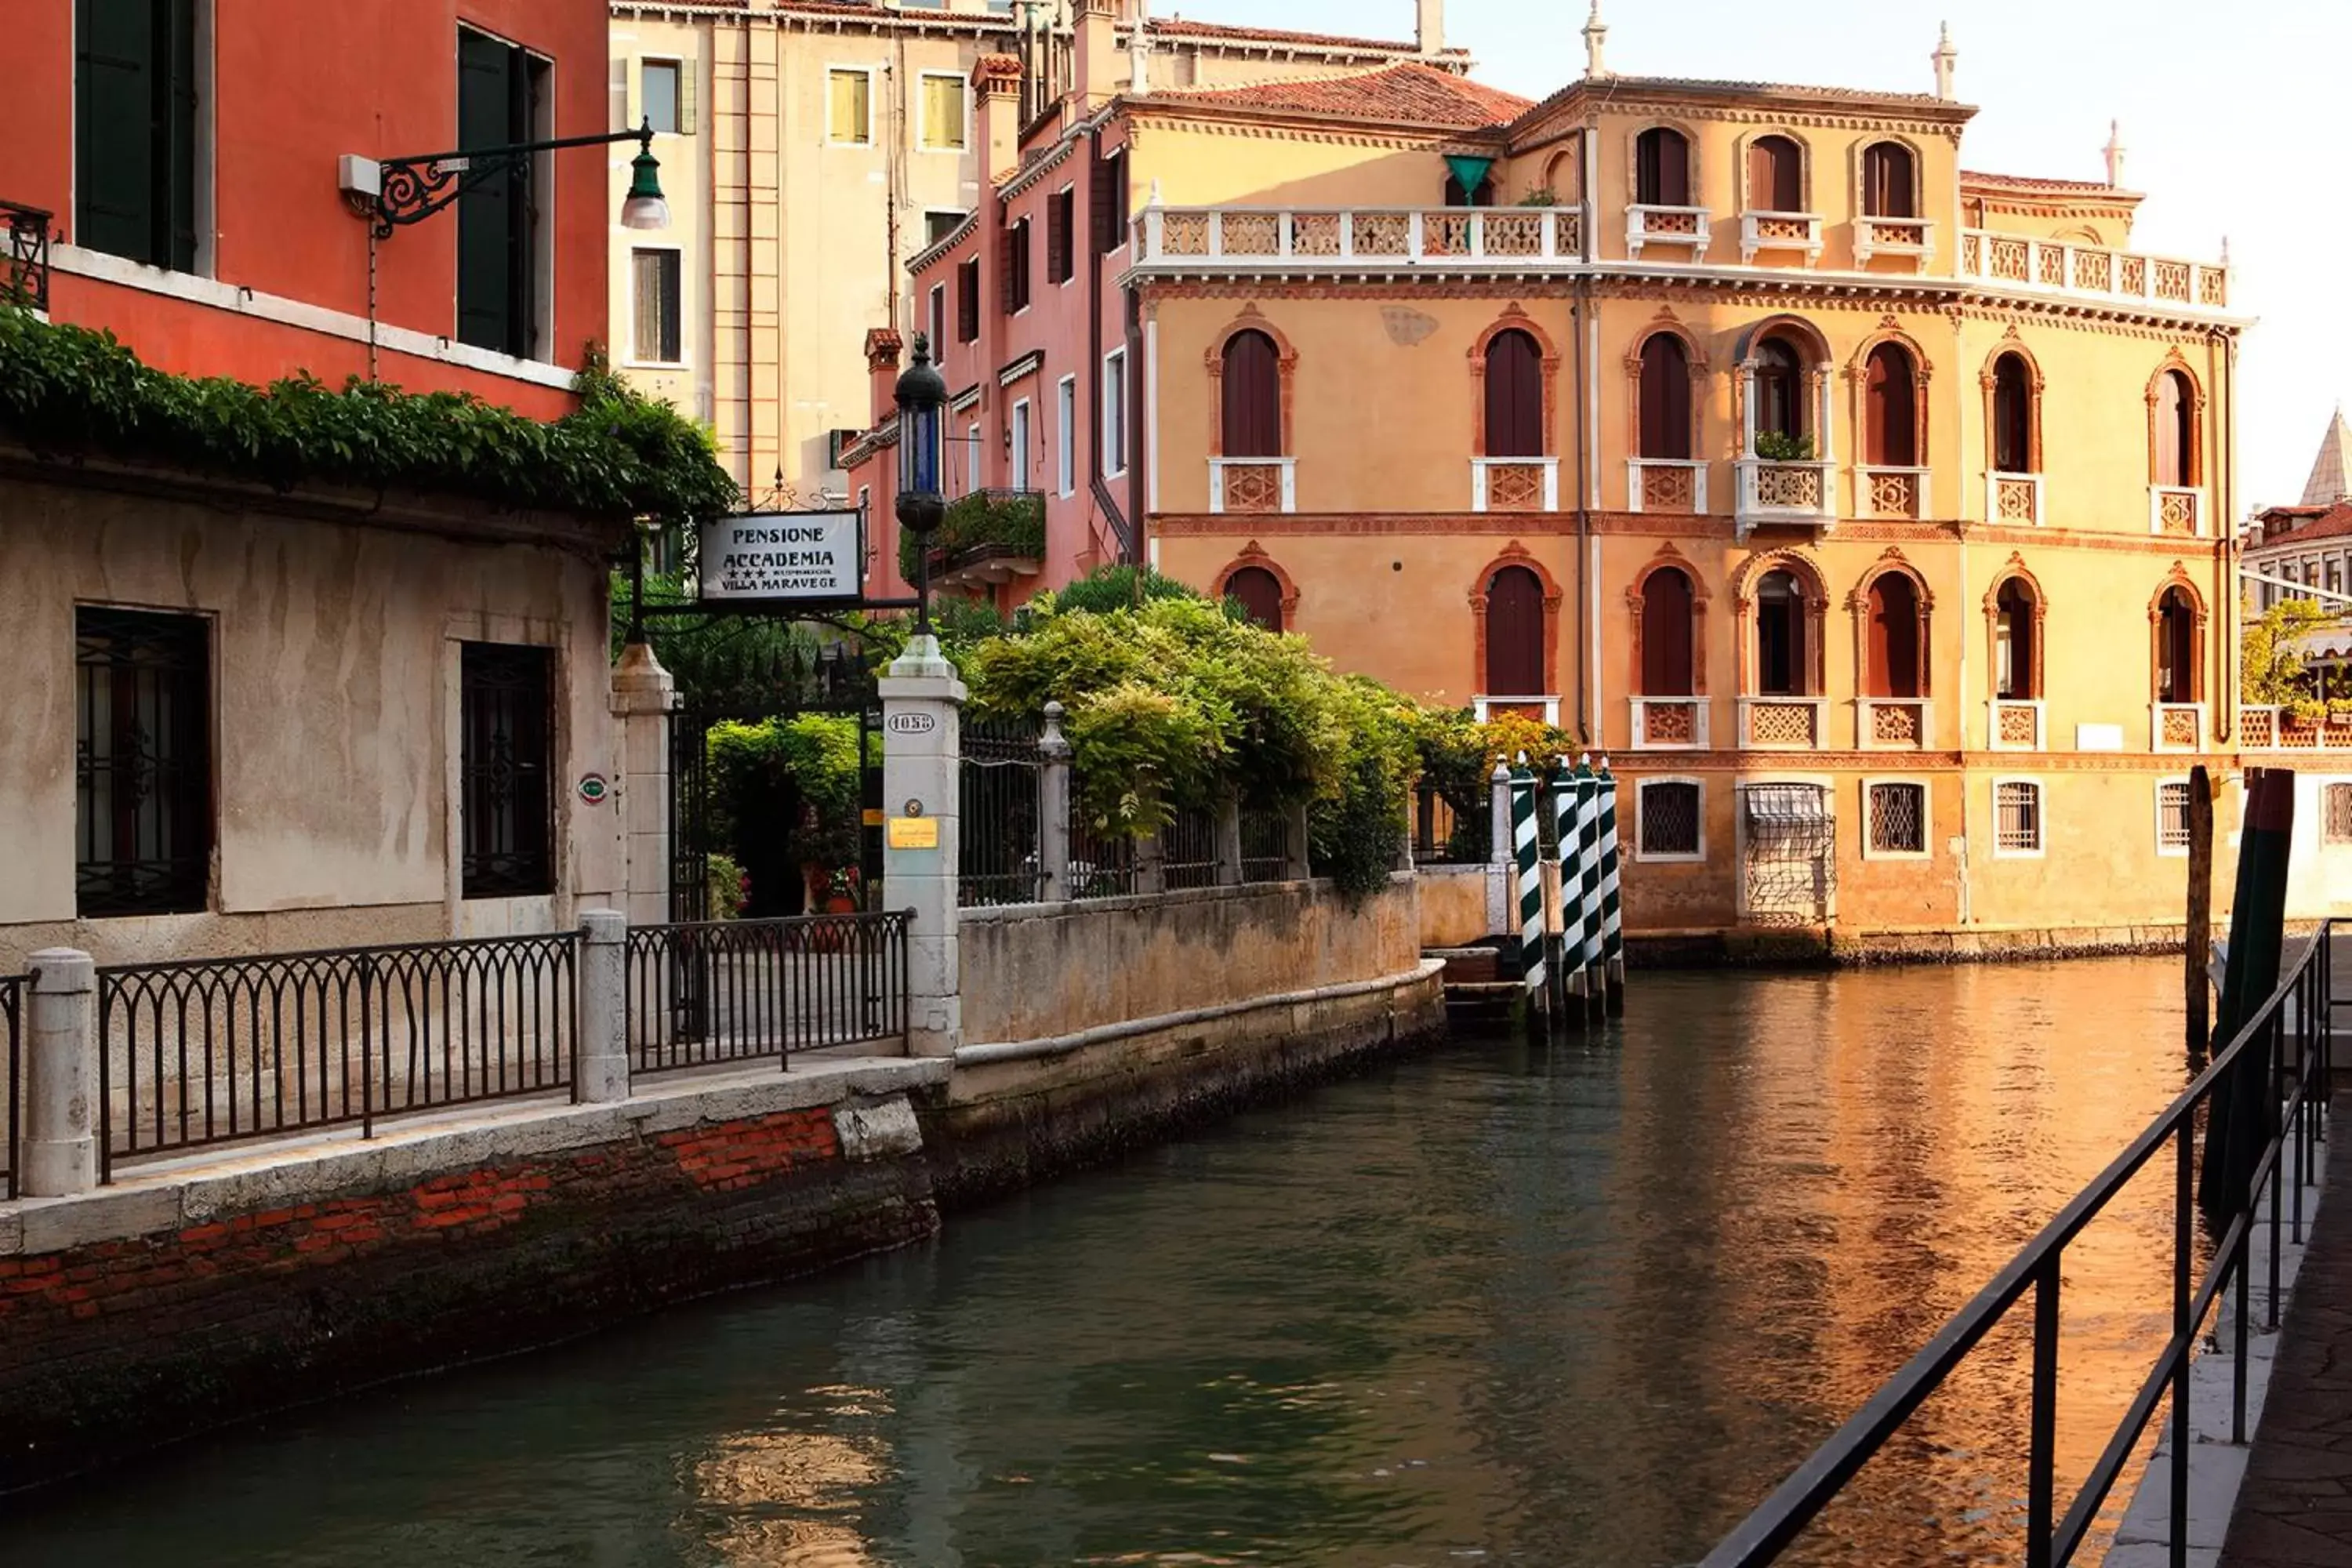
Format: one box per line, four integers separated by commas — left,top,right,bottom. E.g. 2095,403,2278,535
13,959,2200,1567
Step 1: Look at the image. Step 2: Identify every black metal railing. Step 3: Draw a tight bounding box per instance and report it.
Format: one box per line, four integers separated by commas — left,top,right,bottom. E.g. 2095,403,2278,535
1160,804,1221,891
0,974,20,1201
960,716,1044,906
1414,782,1489,864
625,912,909,1073
2,201,51,314
94,933,579,1181
1068,808,1138,900
1704,923,2336,1568
1240,808,1290,884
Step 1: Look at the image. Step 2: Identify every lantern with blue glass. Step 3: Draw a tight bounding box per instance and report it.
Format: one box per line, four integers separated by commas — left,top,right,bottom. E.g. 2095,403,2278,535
893,334,949,635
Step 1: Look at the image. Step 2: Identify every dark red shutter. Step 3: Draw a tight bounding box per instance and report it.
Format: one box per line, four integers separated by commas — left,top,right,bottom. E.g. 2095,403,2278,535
1639,335,1690,459
1483,329,1544,459
2158,371,2193,486
1640,568,1694,696
2161,593,2195,702
1221,330,1282,456
1865,344,1916,466
1227,567,1285,633
1993,354,2031,472
1867,574,1920,699
1864,143,1915,218
1486,566,1545,695
1749,136,1800,211
1756,340,1802,441
1636,129,1690,206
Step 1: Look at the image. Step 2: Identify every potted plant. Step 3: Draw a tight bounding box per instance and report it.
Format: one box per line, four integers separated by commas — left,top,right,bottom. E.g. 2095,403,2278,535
823,864,862,915
1754,430,1817,463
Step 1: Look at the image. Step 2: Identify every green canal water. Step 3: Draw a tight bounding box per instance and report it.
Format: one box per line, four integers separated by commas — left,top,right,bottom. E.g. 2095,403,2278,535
12,959,2201,1566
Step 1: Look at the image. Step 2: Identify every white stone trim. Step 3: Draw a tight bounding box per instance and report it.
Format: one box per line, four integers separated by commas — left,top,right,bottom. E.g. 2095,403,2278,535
1990,775,2047,858
1632,775,1706,863
1858,775,1933,861
2154,775,2193,858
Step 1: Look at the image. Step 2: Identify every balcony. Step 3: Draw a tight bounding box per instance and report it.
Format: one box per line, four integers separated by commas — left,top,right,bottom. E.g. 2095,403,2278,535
1989,472,2045,527
2152,702,2206,752
902,488,1045,592
1737,696,1828,750
2150,486,2204,537
1626,204,1711,261
1961,230,2230,314
2241,706,2352,750
1988,699,2045,751
1855,216,1935,268
1630,697,1709,750
1208,457,1295,515
1471,457,1559,514
1626,459,1707,514
1860,698,1931,750
1137,206,1583,271
1739,210,1823,267
1733,458,1837,538
1856,466,1932,521
2,200,51,313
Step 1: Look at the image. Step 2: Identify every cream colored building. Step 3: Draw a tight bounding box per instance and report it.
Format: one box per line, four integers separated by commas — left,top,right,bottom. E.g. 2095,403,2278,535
606,0,1466,499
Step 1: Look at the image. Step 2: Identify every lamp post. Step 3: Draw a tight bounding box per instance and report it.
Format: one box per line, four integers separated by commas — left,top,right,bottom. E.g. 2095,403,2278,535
358,119,668,238
895,332,949,640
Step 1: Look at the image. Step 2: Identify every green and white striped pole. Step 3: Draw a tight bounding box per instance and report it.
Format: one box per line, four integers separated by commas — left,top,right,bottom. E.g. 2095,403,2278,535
1598,757,1624,1015
1510,754,1548,1018
1550,755,1586,1021
1575,756,1604,1021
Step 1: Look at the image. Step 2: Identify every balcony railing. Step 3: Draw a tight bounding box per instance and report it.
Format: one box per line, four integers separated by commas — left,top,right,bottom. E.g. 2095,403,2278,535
1739,210,1822,266
2241,706,2352,750
2151,485,2205,537
1856,465,1932,520
1989,471,2045,527
1855,216,1935,267
1733,458,1837,537
2,200,51,313
1627,458,1707,514
1138,206,1583,268
1208,456,1295,514
903,488,1046,591
1631,697,1709,750
1962,229,2230,313
1860,698,1931,750
1738,696,1828,750
1626,203,1711,260
1471,456,1558,514
2152,702,2206,752
1988,699,2045,751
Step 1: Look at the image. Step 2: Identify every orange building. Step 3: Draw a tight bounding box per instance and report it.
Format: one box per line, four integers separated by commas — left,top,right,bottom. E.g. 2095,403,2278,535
855,11,2249,943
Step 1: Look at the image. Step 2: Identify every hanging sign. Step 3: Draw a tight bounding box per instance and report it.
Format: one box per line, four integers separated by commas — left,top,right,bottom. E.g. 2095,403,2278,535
698,510,864,603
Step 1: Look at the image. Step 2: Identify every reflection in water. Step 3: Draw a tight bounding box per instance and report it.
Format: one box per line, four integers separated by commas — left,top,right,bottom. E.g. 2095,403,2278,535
11,960,2193,1566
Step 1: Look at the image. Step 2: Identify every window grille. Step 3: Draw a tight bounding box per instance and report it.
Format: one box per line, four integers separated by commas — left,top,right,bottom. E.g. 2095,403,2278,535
460,643,554,899
1639,781,1700,856
1867,782,1926,854
76,608,212,917
2158,782,2192,851
2325,783,2352,846
1995,781,2043,854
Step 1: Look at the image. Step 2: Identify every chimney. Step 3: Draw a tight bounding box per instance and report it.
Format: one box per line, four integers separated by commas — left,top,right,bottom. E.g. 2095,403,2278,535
1417,0,1443,56
1581,2,1608,79
866,328,904,427
1931,20,1956,100
974,53,1022,183
1076,0,1118,107
2103,119,2128,188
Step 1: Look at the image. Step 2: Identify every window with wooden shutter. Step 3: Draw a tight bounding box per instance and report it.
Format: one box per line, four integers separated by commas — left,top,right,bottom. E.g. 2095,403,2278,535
828,68,871,143
2157,588,2197,703
1638,334,1690,459
1994,578,2037,699
1094,148,1128,254
2325,784,2352,846
2156,370,2194,486
1865,343,1917,466
1755,571,1808,697
1639,567,1694,696
1862,142,1916,218
1226,567,1285,633
1866,572,1922,699
1485,566,1545,695
456,29,543,359
920,74,967,151
1748,135,1802,211
1635,128,1690,206
1004,220,1032,313
1047,189,1074,283
75,0,199,270
631,249,681,364
957,257,980,343
641,60,681,134
1483,329,1544,459
1992,353,2034,472
1754,338,1805,443
1220,330,1282,458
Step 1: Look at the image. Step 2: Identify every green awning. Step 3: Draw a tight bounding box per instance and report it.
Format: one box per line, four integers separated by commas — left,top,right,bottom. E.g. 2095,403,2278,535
1443,154,1495,195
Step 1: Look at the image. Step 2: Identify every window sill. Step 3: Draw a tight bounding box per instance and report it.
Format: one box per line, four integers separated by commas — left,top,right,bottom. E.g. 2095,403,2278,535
1635,851,1707,865
622,359,689,372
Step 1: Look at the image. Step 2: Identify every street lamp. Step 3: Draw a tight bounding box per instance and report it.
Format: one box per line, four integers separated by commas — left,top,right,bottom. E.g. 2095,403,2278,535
357,119,667,239
894,332,949,637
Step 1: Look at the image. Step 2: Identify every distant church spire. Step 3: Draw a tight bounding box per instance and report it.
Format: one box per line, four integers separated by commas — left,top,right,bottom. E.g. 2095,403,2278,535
2302,406,2352,507
1932,21,1957,100
1582,2,1609,79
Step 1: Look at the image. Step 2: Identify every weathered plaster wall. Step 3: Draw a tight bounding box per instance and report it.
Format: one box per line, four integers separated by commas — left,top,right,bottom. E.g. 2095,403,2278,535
1417,864,1494,946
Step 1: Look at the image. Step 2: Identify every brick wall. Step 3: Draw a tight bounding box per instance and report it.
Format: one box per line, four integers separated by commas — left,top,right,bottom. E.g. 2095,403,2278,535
0,1105,936,1490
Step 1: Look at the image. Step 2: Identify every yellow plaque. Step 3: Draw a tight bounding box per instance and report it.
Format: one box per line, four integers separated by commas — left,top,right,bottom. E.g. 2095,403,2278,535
887,815,940,850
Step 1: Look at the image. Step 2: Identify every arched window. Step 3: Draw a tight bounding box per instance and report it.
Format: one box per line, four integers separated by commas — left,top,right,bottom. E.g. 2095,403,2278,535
2154,368,2194,487
1994,578,2037,699
1485,328,1545,459
1638,333,1692,460
1748,134,1802,211
1993,352,2034,474
1225,566,1285,633
1221,329,1282,458
1755,337,1806,443
1756,570,1809,696
1544,140,1583,204
1864,343,1918,466
1443,172,1495,207
1635,127,1690,206
1640,566,1696,696
1861,142,1916,218
2157,586,2198,703
1486,565,1546,695
1866,572,1923,698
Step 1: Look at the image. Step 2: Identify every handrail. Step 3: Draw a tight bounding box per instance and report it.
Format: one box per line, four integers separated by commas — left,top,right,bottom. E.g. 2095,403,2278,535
1704,921,2335,1567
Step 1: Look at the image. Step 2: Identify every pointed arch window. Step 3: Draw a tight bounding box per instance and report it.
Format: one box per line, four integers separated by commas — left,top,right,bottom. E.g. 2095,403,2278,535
1994,578,2038,699
1221,329,1282,458
1639,334,1692,460
1864,343,1918,466
1755,570,1810,696
1486,565,1546,696
1993,353,2035,474
1861,142,1916,218
1635,127,1691,206
1226,566,1285,633
1484,329,1545,459
1866,572,1925,699
2154,369,2194,488
1755,338,1806,444
2156,586,2199,703
1640,566,1697,696
1748,135,1802,211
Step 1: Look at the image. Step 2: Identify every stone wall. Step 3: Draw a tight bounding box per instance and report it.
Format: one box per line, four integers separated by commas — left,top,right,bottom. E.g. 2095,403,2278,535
1417,863,1495,948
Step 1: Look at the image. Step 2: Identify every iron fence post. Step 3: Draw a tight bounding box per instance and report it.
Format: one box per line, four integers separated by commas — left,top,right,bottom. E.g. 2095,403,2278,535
2028,1258,2060,1568
2172,1123,2192,1568
22,949,97,1197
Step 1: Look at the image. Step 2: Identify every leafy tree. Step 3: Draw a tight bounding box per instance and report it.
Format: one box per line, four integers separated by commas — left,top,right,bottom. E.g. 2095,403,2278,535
2242,597,2330,723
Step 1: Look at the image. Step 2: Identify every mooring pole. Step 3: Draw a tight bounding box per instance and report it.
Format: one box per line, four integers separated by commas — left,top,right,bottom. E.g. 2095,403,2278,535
1598,757,1625,1015
1511,756,1549,1027
2186,762,2214,1057
1550,756,1584,1025
1574,757,1604,1022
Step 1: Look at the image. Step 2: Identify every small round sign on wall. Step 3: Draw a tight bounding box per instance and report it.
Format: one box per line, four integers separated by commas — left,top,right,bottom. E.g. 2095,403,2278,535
577,773,611,805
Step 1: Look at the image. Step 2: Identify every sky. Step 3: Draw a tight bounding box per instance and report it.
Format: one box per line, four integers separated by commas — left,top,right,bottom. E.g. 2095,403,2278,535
1155,0,2350,510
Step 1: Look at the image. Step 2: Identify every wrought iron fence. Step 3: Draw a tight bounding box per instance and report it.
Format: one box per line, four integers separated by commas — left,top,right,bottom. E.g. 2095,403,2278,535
1703,923,2337,1568
0,975,19,1201
1240,808,1290,883
960,717,1044,906
625,913,909,1073
1413,782,1490,864
1067,808,1138,899
1160,804,1221,891
94,933,579,1181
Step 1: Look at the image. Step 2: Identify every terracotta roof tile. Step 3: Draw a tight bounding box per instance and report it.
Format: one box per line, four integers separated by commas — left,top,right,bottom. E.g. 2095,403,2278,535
1144,17,1430,54
1599,74,1957,106
1962,169,2129,194
2254,503,2352,548
1146,61,1532,131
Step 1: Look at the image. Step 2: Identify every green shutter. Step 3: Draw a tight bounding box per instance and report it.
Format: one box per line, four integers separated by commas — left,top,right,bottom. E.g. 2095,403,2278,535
163,0,197,270
456,30,518,355
75,0,159,263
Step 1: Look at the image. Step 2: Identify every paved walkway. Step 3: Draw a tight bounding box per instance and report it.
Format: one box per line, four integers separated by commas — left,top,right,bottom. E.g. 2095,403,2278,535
2220,1091,2352,1567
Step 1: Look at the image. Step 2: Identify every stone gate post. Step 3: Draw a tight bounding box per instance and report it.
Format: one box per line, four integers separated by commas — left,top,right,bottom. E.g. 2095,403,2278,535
610,639,677,926
880,633,965,1057
1486,760,1513,939
1039,702,1073,902
576,911,630,1104
1215,798,1244,887
24,948,96,1197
